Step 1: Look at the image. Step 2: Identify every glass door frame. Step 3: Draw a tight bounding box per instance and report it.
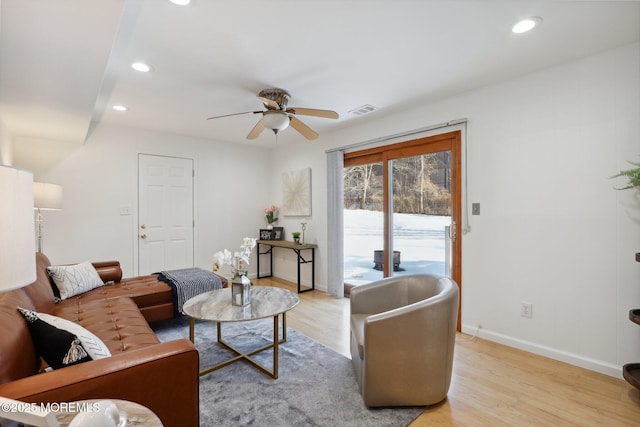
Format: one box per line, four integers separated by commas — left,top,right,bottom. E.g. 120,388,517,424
344,131,462,328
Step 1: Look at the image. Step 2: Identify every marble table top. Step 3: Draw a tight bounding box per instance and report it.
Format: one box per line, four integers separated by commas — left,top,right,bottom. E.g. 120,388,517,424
182,286,300,322
55,399,162,426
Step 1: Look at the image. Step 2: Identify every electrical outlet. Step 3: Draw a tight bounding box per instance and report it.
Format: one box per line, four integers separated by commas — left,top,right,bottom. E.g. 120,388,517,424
521,302,533,319
119,205,131,215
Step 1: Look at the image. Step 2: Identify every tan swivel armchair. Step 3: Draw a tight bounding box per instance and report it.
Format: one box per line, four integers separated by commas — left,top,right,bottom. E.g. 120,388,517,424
350,274,459,407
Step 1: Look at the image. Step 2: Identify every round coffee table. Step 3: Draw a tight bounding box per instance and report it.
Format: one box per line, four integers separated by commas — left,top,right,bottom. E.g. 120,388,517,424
182,286,299,379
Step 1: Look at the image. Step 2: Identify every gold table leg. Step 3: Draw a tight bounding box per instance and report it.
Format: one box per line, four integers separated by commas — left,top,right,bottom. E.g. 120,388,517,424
193,313,287,379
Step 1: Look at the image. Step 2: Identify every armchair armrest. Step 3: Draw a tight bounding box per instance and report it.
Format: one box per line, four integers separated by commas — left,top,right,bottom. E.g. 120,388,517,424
0,339,199,427
365,301,433,354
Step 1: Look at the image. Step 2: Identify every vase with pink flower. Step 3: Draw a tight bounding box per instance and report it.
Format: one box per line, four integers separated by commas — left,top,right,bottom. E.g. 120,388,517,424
264,205,279,229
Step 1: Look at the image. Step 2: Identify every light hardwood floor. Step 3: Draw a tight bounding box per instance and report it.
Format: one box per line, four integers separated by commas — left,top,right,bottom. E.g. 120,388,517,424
255,277,640,426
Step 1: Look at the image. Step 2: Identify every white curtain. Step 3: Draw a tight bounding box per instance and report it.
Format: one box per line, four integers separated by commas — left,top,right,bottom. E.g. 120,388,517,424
326,150,344,298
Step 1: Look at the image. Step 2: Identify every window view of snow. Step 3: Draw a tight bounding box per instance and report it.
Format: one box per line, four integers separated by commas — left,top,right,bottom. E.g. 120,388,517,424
343,152,452,286
343,209,450,286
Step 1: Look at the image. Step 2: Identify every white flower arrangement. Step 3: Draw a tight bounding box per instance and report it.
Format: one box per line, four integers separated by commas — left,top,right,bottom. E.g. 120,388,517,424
213,237,257,279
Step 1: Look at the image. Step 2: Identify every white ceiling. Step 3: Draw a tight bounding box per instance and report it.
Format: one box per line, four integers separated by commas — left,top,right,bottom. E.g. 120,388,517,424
1,0,639,147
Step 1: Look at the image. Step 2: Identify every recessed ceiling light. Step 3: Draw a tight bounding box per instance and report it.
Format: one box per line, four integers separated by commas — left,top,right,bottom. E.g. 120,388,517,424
112,105,128,112
169,0,190,5
131,62,151,72
512,17,542,34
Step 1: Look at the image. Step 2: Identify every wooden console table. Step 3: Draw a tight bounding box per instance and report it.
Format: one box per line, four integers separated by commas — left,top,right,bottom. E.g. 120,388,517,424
256,240,316,293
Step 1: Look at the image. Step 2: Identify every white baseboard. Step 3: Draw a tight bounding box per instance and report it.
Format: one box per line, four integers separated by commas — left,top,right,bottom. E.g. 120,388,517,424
461,324,622,379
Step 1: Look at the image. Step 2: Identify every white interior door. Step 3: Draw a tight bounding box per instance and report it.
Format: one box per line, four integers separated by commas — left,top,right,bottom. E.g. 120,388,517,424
138,154,194,275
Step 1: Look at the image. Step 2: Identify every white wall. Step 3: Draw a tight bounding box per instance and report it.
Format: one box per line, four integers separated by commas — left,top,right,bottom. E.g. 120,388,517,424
259,145,329,287
14,123,272,278
270,42,640,377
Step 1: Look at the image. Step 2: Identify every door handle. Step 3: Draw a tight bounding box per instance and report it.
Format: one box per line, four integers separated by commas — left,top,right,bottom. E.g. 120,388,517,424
140,234,147,239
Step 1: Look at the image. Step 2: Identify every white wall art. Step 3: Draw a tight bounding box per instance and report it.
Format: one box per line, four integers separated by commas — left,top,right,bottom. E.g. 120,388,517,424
282,168,311,216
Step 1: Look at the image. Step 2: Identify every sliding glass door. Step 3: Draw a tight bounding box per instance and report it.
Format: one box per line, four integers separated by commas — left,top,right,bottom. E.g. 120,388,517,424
343,162,385,285
343,132,461,294
390,151,452,279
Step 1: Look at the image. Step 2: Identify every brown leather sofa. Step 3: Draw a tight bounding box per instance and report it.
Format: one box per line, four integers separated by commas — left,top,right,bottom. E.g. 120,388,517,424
0,253,205,427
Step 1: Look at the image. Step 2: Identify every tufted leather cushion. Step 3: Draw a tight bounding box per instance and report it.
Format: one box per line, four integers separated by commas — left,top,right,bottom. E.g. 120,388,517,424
60,274,175,324
68,275,171,309
53,297,160,355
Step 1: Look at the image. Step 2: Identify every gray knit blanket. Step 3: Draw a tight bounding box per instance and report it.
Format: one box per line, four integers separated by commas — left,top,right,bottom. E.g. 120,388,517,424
157,268,223,316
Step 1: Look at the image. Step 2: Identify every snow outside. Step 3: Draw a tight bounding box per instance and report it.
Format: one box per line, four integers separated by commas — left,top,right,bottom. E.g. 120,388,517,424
344,209,451,286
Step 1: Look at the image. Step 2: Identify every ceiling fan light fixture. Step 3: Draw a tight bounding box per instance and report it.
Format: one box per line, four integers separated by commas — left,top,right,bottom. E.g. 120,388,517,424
262,111,290,132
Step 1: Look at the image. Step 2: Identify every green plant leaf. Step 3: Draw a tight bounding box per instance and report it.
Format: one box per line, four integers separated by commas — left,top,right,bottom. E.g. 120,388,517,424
611,160,640,190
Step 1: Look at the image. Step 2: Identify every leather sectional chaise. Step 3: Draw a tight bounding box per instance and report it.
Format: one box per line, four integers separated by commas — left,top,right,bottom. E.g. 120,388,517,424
0,252,224,427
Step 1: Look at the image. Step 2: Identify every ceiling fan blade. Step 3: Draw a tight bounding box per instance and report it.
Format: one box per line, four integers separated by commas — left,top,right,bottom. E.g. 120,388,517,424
286,107,339,119
246,119,265,139
206,111,261,120
289,116,319,140
258,96,281,110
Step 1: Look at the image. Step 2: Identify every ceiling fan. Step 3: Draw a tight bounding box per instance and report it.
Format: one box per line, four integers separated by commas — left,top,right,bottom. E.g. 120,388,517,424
206,88,339,140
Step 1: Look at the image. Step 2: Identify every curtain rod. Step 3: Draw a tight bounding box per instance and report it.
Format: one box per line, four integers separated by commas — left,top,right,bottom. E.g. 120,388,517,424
325,118,468,153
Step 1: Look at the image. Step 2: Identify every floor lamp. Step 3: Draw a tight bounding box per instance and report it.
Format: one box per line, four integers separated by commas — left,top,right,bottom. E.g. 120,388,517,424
0,166,59,426
33,182,63,253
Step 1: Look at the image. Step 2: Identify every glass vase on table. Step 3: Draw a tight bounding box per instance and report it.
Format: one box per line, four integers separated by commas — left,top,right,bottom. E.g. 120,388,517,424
231,273,251,307
212,237,257,307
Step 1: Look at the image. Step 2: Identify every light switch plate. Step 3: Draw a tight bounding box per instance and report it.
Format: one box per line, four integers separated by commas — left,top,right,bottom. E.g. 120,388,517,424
472,203,480,215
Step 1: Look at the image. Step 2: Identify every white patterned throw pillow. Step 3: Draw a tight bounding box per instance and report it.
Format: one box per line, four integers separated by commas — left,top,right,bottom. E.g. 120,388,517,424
47,261,104,300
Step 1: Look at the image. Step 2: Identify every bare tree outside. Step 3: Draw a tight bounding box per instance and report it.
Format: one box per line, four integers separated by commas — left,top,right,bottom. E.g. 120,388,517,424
344,163,383,211
343,153,450,215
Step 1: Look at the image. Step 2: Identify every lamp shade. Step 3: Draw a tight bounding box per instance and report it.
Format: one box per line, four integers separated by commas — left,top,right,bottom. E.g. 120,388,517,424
33,182,63,210
0,165,36,291
262,110,290,132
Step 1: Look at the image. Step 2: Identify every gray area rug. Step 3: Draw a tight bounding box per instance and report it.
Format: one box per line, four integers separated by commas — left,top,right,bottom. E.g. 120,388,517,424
152,316,423,426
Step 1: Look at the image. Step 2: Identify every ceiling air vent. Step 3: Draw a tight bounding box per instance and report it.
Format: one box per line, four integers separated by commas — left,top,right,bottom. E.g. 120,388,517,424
349,104,378,116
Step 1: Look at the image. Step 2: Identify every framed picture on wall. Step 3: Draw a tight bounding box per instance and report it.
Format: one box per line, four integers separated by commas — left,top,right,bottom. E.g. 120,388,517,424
282,168,312,216
259,229,273,240
272,227,284,240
